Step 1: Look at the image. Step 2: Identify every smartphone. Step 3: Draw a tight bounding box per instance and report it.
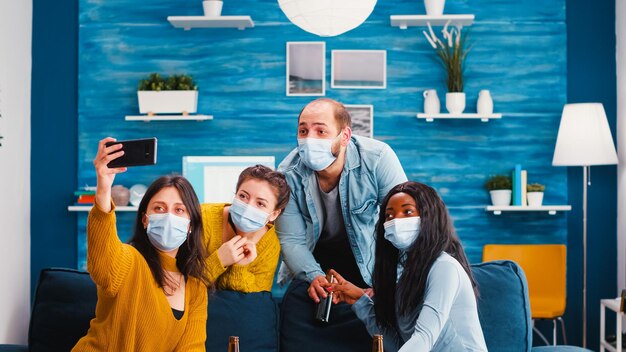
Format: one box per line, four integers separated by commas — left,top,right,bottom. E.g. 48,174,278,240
105,137,157,168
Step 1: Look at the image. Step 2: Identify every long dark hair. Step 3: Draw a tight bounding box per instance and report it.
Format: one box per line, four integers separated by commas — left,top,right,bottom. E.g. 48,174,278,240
128,175,209,289
372,181,477,330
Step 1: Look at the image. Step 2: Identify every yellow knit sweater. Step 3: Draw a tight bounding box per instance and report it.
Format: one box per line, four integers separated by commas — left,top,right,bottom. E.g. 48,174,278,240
202,203,280,292
72,203,208,352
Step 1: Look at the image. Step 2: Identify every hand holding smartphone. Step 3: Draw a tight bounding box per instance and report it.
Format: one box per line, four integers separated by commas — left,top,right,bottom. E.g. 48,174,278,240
105,137,157,168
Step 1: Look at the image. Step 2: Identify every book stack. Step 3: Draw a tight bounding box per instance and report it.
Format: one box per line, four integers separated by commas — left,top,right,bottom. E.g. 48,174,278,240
512,164,527,206
75,189,96,204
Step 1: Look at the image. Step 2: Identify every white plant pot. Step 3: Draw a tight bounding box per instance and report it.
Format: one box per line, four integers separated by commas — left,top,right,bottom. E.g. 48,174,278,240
424,0,445,16
446,92,466,114
527,192,544,207
137,91,198,114
490,190,512,206
203,0,223,17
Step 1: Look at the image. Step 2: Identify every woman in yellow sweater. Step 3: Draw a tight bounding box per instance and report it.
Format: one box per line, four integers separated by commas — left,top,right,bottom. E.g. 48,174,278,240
73,138,210,351
203,165,290,292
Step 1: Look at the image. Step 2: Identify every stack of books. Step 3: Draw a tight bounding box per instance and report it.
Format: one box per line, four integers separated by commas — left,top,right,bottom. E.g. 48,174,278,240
512,164,527,206
74,188,96,204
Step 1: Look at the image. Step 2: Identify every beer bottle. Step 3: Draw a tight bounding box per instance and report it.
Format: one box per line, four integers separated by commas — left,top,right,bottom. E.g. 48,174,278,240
228,336,240,352
372,334,384,352
314,273,335,323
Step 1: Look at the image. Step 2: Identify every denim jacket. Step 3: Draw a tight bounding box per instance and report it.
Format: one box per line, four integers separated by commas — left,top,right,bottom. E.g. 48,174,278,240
275,135,407,285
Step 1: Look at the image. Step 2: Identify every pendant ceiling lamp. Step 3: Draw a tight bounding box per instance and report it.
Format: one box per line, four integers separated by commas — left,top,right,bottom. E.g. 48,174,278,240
278,0,377,37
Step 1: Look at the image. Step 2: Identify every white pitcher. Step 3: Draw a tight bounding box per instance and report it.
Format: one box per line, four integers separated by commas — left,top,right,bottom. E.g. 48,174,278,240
477,90,494,115
423,89,440,114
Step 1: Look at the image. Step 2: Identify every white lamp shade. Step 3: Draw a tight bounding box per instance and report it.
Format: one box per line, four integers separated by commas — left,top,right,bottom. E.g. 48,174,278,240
278,0,377,37
552,103,618,166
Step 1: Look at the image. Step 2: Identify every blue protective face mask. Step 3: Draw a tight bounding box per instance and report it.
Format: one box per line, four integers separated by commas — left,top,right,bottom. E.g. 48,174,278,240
229,198,271,233
383,216,421,251
146,213,190,252
297,133,342,171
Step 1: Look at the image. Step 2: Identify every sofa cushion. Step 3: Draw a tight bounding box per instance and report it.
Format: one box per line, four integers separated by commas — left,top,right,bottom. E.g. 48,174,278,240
28,268,97,352
207,290,279,352
472,260,533,352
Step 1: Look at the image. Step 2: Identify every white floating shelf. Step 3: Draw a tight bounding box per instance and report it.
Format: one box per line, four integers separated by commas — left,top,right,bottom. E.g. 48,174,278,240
125,115,213,122
68,205,139,212
167,16,254,30
390,14,475,29
417,113,502,122
486,205,572,215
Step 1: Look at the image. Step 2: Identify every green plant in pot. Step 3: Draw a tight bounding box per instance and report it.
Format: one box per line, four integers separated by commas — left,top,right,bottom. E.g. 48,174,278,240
422,22,470,114
527,183,545,207
137,73,199,115
484,175,512,206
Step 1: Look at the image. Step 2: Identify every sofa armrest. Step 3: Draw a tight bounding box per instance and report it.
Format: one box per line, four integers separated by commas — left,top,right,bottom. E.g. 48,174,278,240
0,344,28,352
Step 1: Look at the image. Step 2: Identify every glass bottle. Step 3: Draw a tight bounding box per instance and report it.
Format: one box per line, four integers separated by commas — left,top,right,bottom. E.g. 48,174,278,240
314,273,334,323
228,336,239,352
372,334,384,352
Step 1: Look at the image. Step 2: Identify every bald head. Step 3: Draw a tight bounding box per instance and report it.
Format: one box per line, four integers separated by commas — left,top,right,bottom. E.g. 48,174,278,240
299,98,351,130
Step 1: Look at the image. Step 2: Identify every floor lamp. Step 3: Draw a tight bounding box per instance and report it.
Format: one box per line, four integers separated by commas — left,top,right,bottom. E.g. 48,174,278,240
552,103,618,347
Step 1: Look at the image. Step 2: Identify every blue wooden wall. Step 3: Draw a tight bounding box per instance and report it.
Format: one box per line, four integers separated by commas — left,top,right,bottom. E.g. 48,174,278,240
77,0,567,269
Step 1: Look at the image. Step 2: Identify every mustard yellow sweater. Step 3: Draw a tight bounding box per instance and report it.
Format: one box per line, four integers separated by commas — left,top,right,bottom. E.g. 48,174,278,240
73,203,208,352
202,203,280,292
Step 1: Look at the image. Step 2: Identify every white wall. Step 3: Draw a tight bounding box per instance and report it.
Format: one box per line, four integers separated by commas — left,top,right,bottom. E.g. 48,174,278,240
618,0,626,310
0,0,32,345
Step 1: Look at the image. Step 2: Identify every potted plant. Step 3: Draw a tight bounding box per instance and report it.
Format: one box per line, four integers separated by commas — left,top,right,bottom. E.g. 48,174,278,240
484,175,512,206
422,22,470,114
137,73,199,115
527,183,545,207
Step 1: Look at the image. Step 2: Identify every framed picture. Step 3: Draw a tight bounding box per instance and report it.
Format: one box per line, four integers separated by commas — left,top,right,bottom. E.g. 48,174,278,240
182,156,275,203
345,104,374,138
286,42,325,96
331,50,386,89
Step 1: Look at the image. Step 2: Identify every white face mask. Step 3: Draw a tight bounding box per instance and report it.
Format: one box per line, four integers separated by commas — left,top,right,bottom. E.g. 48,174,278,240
146,213,190,252
297,133,342,171
383,217,421,250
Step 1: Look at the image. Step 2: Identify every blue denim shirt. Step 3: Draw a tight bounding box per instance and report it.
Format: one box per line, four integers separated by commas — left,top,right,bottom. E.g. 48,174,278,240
275,135,407,285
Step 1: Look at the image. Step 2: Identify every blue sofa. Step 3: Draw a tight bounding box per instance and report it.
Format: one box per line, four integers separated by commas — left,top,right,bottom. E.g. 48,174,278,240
0,262,591,351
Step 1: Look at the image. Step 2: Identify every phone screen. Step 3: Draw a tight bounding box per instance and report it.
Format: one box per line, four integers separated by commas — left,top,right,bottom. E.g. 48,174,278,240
105,137,157,168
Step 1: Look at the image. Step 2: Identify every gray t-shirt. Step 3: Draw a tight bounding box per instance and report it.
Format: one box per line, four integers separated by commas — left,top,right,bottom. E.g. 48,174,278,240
313,176,367,287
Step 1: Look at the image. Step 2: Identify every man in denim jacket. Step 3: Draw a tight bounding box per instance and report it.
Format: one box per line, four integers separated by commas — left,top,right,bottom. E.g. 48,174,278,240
276,98,406,350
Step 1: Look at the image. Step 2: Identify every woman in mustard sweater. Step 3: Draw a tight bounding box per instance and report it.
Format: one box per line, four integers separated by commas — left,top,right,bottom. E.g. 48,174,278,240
203,165,290,292
73,138,210,351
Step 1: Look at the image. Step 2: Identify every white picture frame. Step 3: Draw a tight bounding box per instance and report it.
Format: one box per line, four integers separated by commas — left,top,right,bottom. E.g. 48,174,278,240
286,42,326,96
182,156,275,203
345,104,374,138
331,50,386,89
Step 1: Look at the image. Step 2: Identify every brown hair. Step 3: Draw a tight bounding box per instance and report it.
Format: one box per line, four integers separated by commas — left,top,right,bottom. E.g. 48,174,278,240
298,98,352,130
236,165,291,211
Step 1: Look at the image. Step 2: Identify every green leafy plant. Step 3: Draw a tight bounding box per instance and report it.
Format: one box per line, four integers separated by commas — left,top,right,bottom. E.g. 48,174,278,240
138,73,198,91
422,22,470,92
527,183,545,192
484,175,512,191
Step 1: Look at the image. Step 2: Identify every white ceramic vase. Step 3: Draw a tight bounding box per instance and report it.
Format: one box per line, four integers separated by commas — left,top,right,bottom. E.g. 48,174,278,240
477,89,494,115
446,92,466,114
423,89,440,114
424,0,445,16
203,0,223,17
527,192,544,207
490,190,512,206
